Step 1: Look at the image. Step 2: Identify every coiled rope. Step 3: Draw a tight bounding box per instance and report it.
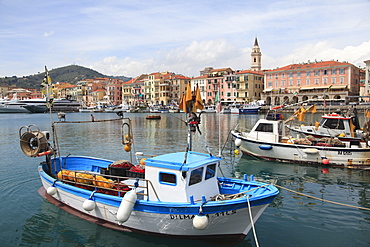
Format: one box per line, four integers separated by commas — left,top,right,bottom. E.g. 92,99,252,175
275,184,370,211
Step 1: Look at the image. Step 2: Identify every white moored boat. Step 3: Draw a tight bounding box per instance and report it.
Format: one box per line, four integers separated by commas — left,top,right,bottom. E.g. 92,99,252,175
19,87,278,244
232,113,370,169
287,109,369,145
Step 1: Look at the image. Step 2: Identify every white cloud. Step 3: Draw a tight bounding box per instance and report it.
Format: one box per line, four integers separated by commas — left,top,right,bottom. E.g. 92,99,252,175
91,39,370,78
43,31,54,37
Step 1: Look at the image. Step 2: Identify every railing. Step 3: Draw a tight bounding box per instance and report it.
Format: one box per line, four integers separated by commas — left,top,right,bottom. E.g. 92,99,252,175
57,170,160,201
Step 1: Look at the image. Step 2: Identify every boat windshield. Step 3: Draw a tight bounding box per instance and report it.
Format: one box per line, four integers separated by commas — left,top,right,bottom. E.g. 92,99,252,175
322,119,345,130
255,123,274,133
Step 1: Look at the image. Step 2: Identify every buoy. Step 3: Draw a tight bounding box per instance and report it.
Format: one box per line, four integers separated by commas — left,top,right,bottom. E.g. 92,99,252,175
235,138,242,147
117,189,137,223
140,158,146,166
259,144,273,150
193,214,209,230
234,149,240,155
322,158,329,165
83,199,96,211
124,144,131,152
47,186,57,195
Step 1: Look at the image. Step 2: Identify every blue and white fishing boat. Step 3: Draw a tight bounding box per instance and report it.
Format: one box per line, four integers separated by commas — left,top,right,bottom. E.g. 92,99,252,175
19,83,278,244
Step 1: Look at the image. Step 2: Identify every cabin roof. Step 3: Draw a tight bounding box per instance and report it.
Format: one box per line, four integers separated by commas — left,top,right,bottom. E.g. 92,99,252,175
145,151,221,171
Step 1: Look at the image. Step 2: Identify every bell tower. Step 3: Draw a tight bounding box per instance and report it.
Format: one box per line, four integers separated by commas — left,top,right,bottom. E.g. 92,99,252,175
250,37,262,71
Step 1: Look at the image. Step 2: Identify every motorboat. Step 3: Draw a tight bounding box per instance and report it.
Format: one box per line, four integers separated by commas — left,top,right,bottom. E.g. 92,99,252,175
0,100,31,113
232,113,370,168
286,109,369,144
230,102,261,114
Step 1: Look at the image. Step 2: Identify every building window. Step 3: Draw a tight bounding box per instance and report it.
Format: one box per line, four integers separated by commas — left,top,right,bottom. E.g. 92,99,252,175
340,77,344,83
323,78,327,84
315,78,319,84
289,72,293,78
331,78,336,84
289,80,292,86
282,73,285,78
227,92,231,97
269,74,272,79
314,70,320,76
245,83,249,89
275,81,279,87
275,74,278,79
331,69,337,75
306,71,311,77
323,70,328,75
297,72,301,77
282,80,285,86
297,79,301,86
340,68,345,74
268,81,272,87
306,78,310,85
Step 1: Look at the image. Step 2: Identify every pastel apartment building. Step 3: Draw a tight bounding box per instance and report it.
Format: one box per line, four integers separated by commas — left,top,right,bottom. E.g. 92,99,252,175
262,60,361,105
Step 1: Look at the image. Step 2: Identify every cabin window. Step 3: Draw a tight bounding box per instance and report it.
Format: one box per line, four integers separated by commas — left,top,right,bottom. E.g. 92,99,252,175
159,172,177,186
322,119,345,130
189,167,204,186
205,164,216,180
255,123,273,133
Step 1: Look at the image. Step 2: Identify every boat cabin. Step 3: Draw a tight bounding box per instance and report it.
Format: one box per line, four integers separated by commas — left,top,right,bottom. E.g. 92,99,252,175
246,119,285,143
144,151,222,202
318,114,359,138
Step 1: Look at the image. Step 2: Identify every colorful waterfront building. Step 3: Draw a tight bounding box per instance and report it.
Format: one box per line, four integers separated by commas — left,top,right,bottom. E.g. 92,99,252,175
262,60,361,105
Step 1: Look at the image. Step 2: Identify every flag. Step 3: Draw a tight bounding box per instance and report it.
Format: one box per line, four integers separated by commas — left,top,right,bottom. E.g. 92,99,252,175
310,104,317,113
215,91,219,103
179,83,194,113
42,66,51,86
297,112,306,122
214,91,222,113
293,106,305,116
194,84,204,111
185,82,193,102
216,102,222,113
366,109,370,118
179,93,187,113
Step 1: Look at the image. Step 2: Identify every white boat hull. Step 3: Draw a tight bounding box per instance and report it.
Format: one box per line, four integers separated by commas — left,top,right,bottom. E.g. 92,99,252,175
38,163,275,241
232,132,370,168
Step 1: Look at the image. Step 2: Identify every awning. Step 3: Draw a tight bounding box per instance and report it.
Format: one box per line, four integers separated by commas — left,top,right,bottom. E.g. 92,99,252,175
331,85,347,89
300,85,331,90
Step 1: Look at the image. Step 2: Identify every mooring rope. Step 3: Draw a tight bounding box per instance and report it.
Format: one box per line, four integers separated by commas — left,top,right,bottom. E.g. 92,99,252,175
247,195,259,247
275,184,370,211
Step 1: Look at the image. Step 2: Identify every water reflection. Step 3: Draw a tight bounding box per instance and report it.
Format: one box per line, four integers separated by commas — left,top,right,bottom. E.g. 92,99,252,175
1,112,369,247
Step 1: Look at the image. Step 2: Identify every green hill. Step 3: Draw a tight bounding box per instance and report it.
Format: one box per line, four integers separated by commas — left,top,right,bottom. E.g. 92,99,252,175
0,65,131,89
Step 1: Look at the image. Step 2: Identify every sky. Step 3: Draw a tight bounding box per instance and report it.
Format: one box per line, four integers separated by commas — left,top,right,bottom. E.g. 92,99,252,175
1,0,370,78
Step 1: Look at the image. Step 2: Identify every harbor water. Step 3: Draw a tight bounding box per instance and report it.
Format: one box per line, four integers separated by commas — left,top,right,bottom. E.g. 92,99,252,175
0,112,369,247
